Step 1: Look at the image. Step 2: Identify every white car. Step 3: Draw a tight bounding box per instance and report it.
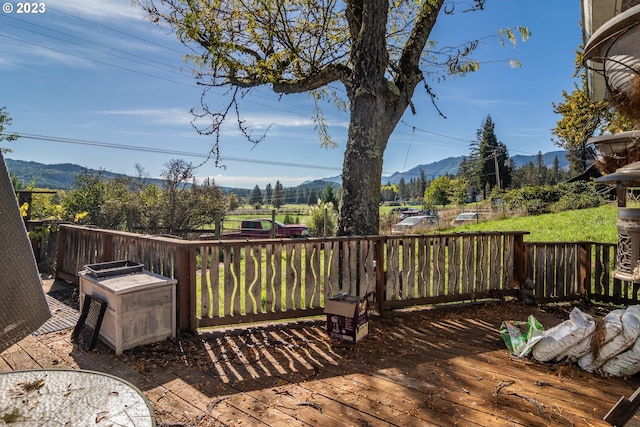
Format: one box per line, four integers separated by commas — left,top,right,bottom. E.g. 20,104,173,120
452,212,482,226
391,215,438,234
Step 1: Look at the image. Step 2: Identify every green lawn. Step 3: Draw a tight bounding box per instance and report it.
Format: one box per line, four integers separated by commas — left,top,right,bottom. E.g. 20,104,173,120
442,203,619,243
224,202,621,243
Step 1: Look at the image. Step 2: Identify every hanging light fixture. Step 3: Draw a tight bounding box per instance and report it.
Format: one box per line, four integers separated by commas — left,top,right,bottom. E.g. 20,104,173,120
584,4,640,121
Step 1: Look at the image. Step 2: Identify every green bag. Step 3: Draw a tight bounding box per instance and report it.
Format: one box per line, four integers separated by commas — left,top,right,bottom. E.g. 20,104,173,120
499,315,544,357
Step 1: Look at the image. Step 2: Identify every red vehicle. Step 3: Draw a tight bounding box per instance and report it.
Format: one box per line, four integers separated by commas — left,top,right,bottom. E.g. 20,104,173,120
222,219,309,239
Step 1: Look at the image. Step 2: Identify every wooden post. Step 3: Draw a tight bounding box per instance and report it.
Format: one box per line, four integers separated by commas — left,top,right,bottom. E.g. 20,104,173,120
176,246,194,332
270,209,276,239
54,225,68,281
103,234,113,263
512,234,527,289
375,237,386,315
214,211,222,239
578,243,591,296
324,207,328,238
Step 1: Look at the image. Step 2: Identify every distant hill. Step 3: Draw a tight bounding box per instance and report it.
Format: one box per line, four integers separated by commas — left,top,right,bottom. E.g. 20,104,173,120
296,179,341,191
7,150,568,191
511,150,569,169
5,158,167,190
382,156,463,184
380,150,569,185
315,151,569,186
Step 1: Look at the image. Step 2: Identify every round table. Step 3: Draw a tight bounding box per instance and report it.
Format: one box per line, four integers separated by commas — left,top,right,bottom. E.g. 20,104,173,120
0,369,155,426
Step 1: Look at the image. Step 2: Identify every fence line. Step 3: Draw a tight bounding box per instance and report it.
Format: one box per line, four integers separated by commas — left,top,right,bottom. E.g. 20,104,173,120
53,225,634,331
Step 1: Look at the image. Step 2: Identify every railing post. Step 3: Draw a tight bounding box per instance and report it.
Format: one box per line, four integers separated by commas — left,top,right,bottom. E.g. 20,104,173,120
375,237,386,314
513,233,526,289
103,234,113,262
323,207,328,238
54,224,68,281
271,209,276,239
579,242,591,296
214,211,222,239
176,245,195,332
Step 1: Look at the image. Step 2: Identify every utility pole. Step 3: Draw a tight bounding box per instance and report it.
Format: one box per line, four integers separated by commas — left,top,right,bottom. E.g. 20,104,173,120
495,154,501,190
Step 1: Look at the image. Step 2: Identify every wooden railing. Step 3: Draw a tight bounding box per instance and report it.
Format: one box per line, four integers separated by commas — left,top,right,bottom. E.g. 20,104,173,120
54,225,635,332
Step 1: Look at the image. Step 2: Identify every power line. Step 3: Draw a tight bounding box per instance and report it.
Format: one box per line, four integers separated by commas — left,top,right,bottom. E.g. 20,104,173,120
5,132,344,172
398,120,544,156
2,5,549,177
1,14,183,75
0,33,198,88
0,12,343,121
4,7,499,149
47,6,188,56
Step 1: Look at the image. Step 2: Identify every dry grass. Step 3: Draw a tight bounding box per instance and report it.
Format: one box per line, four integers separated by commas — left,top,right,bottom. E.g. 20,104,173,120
610,70,640,124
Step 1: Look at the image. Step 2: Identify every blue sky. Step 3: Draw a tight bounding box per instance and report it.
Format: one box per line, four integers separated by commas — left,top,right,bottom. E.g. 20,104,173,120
1,0,582,189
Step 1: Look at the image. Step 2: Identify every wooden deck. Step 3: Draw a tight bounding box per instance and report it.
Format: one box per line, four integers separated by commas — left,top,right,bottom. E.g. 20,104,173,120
3,282,640,426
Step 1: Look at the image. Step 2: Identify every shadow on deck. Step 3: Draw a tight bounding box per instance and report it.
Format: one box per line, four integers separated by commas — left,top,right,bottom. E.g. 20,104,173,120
3,280,640,426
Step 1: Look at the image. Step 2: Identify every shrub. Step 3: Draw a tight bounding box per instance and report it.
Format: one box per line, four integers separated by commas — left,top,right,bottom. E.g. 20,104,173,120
379,211,398,234
503,182,603,216
552,182,603,211
307,201,337,237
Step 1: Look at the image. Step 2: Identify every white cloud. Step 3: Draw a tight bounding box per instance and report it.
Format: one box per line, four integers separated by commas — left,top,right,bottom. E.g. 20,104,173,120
94,108,193,126
93,108,349,131
48,0,146,21
0,32,96,68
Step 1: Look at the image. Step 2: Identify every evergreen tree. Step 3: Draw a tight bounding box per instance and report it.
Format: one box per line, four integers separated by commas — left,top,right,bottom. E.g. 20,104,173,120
419,170,428,198
397,178,407,201
457,157,470,179
535,151,546,185
469,115,511,197
272,181,285,208
321,184,339,209
551,156,561,184
249,185,262,207
307,188,318,206
263,183,273,206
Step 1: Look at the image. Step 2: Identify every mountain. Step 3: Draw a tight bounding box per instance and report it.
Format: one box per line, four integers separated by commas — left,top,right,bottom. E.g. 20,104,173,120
510,150,569,169
5,158,166,190
382,156,463,184
314,151,569,186
379,150,569,185
7,150,569,191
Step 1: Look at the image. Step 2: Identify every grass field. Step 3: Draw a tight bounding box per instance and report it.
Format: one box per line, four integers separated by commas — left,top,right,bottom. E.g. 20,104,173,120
226,202,621,243
443,203,619,243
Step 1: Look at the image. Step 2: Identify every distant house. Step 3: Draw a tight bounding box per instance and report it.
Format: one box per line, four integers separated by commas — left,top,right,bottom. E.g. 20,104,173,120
566,163,603,183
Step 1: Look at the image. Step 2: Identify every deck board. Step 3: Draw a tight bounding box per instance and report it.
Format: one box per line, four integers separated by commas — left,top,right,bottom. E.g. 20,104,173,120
3,298,640,427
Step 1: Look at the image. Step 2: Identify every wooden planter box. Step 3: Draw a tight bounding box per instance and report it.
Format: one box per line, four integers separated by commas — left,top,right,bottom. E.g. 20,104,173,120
79,270,177,355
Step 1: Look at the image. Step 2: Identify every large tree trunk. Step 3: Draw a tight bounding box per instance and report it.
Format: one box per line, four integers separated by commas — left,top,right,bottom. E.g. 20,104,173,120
338,94,389,236
337,0,443,236
338,0,390,236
